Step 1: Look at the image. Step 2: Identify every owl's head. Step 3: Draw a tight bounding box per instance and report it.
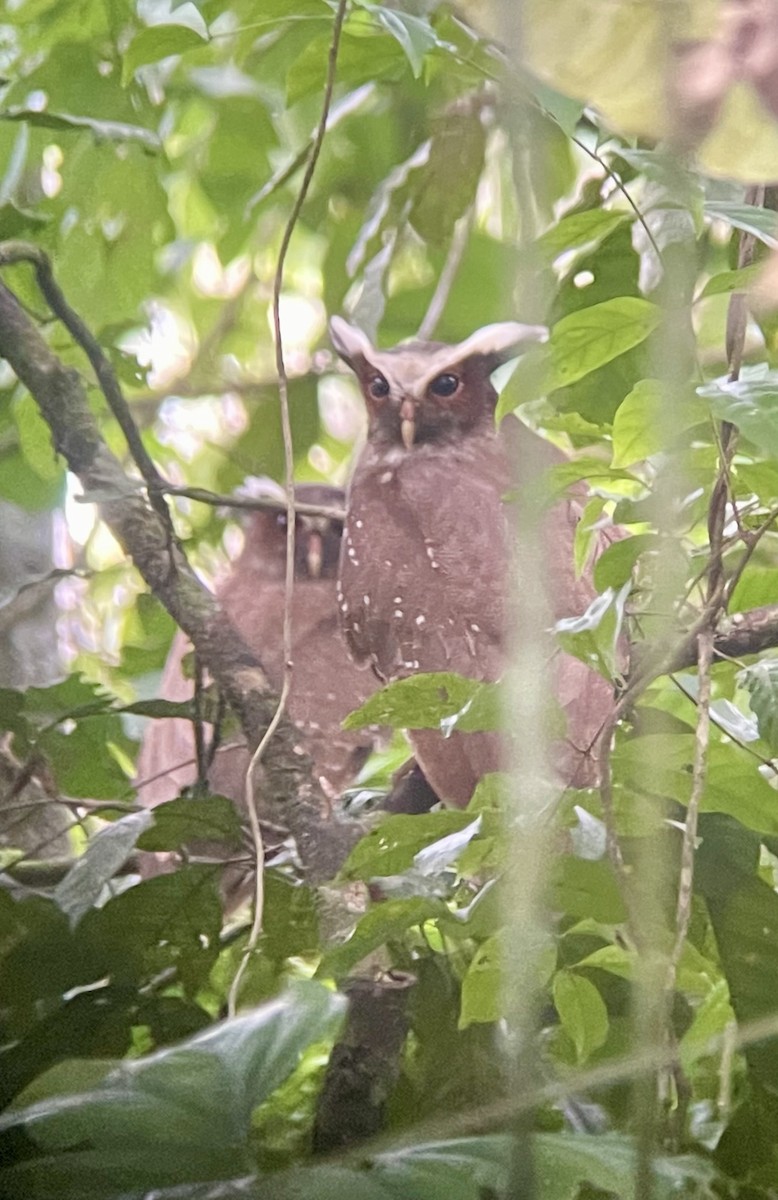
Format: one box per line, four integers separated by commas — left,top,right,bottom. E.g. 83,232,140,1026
330,318,547,448
239,482,345,581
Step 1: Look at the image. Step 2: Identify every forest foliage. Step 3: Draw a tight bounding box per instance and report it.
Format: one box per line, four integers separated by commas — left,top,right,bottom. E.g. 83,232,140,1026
3,1,778,1197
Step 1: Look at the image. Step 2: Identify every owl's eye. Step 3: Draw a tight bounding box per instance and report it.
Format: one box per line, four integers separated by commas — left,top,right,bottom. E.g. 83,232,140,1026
429,373,459,398
368,374,390,399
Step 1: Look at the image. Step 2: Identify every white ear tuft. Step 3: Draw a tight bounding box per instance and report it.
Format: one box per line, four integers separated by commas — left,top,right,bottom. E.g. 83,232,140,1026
414,322,548,396
330,317,376,366
451,322,549,361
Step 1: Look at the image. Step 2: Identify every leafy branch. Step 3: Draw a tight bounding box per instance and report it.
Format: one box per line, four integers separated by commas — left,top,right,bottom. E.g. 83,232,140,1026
0,247,360,887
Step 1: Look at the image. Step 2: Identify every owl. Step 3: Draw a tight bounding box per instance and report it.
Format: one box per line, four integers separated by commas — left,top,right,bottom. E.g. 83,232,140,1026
331,318,619,808
135,484,385,857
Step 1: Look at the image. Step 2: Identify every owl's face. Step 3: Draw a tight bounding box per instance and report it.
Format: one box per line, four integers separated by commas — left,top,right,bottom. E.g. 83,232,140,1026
243,484,344,582
330,318,547,449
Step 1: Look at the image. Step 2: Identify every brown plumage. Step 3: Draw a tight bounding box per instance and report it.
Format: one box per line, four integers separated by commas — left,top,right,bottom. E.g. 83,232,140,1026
135,484,382,839
331,319,619,808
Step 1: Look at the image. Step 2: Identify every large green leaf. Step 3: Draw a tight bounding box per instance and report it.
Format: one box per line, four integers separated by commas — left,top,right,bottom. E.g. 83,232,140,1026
122,22,209,85
555,583,629,679
739,660,778,753
611,378,708,467
698,374,778,459
0,983,345,1197
53,811,154,925
343,673,502,733
552,970,609,1064
704,201,778,249
548,298,662,392
614,733,778,835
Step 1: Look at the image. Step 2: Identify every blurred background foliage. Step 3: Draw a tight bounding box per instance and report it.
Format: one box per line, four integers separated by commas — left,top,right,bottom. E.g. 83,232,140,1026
3,0,778,1197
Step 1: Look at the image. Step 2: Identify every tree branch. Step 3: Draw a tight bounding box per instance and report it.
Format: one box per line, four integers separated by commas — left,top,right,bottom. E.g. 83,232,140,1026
0,273,359,885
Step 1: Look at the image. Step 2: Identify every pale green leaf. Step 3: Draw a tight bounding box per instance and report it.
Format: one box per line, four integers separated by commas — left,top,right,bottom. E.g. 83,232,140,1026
343,673,502,733
555,582,629,679
122,23,209,85
548,298,661,392
704,201,778,249
54,811,154,925
695,264,761,301
593,533,658,590
739,660,778,753
536,208,628,260
0,109,161,151
371,7,440,77
552,970,609,1063
698,374,778,458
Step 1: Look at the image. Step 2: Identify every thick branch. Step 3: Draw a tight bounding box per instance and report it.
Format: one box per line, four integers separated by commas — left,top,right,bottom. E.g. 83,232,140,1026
0,279,358,884
666,604,778,673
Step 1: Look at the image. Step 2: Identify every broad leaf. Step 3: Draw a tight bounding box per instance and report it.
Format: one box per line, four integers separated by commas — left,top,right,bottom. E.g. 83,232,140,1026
555,582,629,679
611,378,707,467
548,298,661,392
698,374,778,459
552,970,608,1063
54,811,154,925
704,201,778,248
739,660,778,753
122,23,209,85
0,984,345,1195
343,673,502,733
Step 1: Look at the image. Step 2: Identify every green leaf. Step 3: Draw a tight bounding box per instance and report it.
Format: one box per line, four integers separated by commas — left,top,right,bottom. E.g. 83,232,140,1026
460,933,502,1026
340,810,475,881
698,374,778,458
0,984,344,1191
593,533,658,591
371,6,440,78
576,943,638,980
343,673,502,732
320,898,449,979
555,583,629,679
550,856,627,924
695,264,761,301
704,201,778,249
739,660,778,753
531,79,584,136
54,812,154,925
122,24,209,86
410,111,486,245
697,821,778,1092
614,734,778,835
371,1132,718,1200
548,297,662,391
536,208,628,260
0,109,161,152
137,795,243,853
611,378,707,467
552,970,609,1063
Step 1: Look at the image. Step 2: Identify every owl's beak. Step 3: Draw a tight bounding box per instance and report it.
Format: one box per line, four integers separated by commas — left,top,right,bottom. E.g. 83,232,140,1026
306,531,323,578
400,398,416,449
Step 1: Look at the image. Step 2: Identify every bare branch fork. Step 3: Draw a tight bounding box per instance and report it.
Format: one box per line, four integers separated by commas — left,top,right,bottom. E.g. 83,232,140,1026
0,251,359,887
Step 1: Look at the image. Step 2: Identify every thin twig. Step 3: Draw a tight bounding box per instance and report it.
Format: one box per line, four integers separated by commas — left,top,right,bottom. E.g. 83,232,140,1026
570,135,665,269
417,210,472,340
227,0,349,1016
161,482,346,522
665,628,713,994
0,241,175,537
